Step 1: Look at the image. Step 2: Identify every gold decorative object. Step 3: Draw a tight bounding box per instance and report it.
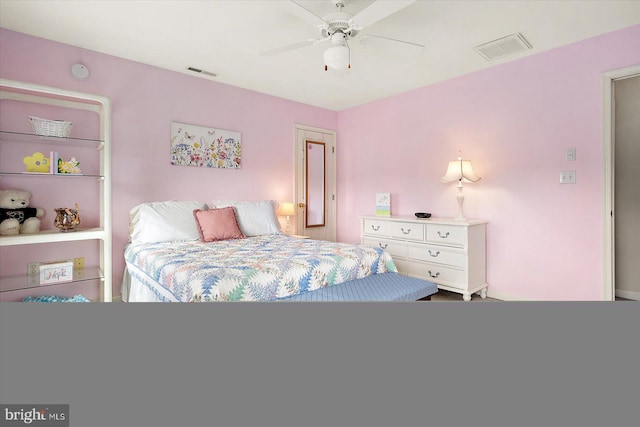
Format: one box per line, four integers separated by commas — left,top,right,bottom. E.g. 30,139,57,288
54,204,80,232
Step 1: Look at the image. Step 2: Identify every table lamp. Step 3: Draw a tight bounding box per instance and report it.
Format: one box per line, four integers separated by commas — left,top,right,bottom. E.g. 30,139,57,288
279,202,295,234
440,155,481,221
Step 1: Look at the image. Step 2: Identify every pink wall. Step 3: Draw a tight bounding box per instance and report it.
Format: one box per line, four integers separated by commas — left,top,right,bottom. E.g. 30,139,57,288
337,24,640,300
2,24,639,300
0,29,338,299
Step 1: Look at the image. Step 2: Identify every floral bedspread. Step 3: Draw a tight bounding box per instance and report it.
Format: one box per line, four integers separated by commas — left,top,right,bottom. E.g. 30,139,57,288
124,234,397,302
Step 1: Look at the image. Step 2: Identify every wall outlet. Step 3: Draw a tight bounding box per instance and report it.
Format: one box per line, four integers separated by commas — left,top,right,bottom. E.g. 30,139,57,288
27,262,40,276
560,170,576,184
74,257,85,271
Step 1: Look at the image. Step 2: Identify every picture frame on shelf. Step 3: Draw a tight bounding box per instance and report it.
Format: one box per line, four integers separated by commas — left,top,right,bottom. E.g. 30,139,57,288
56,154,82,175
375,193,391,216
39,260,74,285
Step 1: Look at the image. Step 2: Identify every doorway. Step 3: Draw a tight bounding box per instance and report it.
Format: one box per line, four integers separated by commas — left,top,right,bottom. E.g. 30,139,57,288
603,65,640,301
294,124,337,241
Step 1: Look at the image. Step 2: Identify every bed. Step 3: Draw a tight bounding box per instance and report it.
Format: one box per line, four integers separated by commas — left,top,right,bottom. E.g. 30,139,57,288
121,200,438,302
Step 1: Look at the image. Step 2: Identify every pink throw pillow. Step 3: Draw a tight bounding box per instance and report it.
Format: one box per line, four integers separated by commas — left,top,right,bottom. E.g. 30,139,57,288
193,207,245,242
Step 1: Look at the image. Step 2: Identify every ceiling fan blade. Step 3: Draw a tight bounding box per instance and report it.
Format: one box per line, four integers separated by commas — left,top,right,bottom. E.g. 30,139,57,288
359,34,424,55
282,0,327,28
350,0,416,29
261,38,328,56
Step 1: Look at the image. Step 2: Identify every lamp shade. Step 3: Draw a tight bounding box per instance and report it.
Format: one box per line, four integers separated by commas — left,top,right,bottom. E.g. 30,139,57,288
440,158,480,183
324,45,350,70
279,202,295,217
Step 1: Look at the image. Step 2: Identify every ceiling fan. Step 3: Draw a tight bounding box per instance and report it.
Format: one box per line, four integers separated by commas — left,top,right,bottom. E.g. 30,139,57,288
261,0,424,71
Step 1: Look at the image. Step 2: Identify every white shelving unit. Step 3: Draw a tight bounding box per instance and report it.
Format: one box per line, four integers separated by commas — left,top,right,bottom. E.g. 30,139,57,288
0,79,112,302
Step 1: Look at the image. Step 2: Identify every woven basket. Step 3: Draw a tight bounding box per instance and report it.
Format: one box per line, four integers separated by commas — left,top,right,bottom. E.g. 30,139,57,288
27,116,73,138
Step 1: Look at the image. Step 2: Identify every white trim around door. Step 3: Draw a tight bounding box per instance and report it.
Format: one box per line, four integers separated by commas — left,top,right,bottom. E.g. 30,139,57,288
293,124,337,241
602,64,640,301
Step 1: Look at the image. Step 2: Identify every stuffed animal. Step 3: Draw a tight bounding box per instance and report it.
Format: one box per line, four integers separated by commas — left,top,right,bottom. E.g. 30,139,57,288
0,189,45,236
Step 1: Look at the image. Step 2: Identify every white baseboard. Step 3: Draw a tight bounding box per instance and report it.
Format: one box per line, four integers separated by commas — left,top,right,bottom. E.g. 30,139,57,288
485,289,529,301
488,289,639,301
615,289,640,301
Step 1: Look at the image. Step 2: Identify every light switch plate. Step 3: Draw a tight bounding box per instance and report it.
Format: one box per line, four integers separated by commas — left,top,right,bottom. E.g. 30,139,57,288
566,148,576,161
27,262,39,276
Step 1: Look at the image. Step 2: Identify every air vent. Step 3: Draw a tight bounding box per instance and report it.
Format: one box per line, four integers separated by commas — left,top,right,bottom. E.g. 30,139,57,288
187,66,217,77
475,33,532,61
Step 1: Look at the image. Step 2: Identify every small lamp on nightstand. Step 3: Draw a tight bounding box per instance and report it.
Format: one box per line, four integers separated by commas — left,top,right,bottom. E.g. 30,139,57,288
440,154,481,221
278,202,295,234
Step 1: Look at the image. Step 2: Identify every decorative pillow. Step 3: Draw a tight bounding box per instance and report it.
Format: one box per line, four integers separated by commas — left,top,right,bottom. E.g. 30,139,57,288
209,200,281,236
129,200,207,244
193,207,245,242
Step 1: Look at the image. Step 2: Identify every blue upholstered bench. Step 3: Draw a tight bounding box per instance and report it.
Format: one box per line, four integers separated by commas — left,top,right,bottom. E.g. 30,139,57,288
276,273,438,302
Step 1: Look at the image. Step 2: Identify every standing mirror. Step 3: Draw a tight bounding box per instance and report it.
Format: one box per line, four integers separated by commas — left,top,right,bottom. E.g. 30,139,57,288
305,140,325,227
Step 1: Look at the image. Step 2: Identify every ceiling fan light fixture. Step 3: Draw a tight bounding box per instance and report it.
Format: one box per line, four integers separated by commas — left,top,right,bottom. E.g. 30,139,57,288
270,0,418,72
324,44,350,70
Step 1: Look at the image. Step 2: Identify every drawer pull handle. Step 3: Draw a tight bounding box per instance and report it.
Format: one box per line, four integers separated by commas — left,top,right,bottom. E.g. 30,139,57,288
378,243,388,249
401,228,411,234
428,270,440,279
437,231,450,239
371,225,381,231
428,250,440,257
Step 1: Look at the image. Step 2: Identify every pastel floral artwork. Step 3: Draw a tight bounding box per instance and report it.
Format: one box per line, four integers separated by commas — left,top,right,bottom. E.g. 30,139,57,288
23,151,51,172
170,122,241,169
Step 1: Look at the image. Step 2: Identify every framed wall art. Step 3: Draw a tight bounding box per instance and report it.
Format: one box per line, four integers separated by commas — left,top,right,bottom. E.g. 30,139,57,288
170,122,241,169
375,193,391,216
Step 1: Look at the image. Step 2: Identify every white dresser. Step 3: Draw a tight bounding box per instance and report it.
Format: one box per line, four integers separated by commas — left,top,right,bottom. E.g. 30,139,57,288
361,216,488,301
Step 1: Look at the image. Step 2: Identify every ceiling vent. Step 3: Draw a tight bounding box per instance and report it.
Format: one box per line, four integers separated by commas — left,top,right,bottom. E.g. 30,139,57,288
475,33,532,61
187,67,217,77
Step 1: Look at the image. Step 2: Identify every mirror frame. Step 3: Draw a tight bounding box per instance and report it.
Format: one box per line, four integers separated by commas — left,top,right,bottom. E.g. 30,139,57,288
305,140,326,228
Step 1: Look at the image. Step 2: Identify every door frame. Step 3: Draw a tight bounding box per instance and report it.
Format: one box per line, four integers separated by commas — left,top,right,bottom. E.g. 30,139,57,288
293,124,337,241
602,64,640,301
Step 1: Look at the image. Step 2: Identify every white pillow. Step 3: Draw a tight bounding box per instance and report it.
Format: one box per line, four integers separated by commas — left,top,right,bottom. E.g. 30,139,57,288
129,200,207,244
210,200,281,236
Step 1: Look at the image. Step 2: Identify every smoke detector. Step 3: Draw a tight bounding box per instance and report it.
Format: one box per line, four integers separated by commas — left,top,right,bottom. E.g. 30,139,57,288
71,63,90,80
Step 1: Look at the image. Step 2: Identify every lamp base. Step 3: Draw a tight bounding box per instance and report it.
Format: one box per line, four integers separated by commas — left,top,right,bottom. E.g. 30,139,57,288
454,185,467,221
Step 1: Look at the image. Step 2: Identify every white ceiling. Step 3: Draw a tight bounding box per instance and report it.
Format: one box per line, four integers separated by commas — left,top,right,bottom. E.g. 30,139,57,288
1,0,640,111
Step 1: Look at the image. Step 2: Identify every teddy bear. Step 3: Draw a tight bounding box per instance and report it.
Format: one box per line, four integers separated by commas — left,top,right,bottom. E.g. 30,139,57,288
0,189,45,236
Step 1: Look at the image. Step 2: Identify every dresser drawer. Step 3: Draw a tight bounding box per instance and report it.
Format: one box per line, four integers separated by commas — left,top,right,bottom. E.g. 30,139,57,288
407,243,466,268
362,237,407,258
426,224,466,247
390,222,424,241
404,261,466,289
363,219,390,236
